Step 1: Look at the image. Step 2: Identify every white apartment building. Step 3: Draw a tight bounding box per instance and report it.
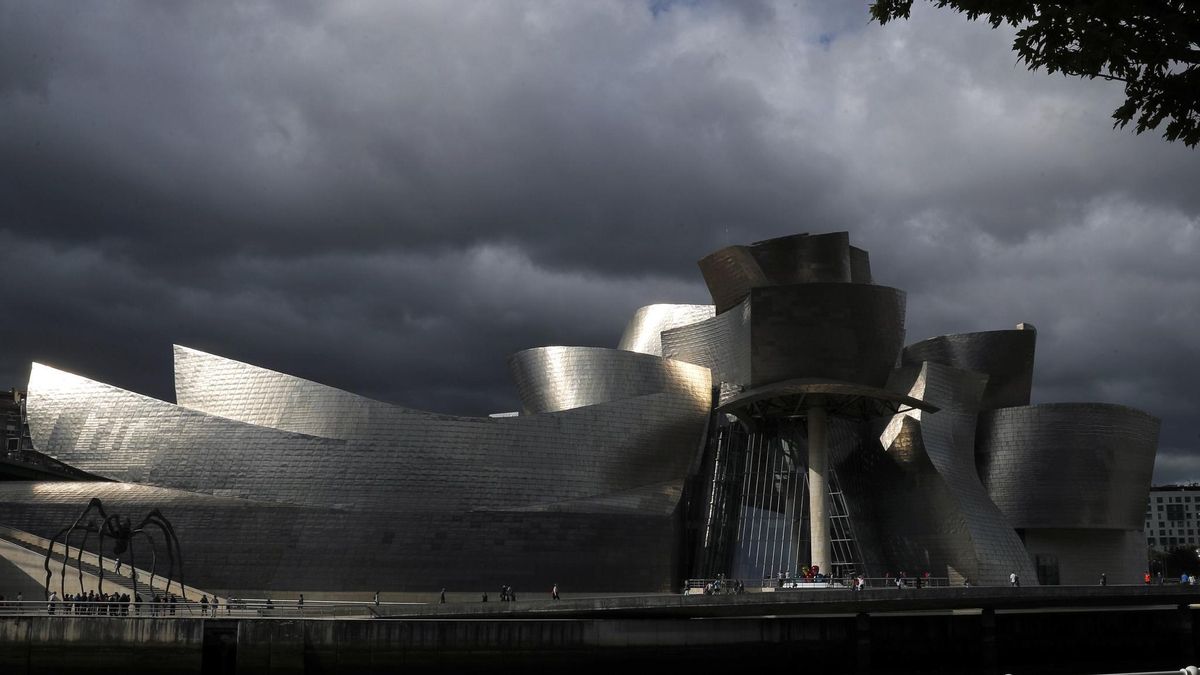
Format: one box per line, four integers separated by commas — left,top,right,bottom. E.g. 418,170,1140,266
1146,485,1200,551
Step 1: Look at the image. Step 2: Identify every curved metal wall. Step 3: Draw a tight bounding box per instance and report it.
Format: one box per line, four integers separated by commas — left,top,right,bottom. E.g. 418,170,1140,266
697,245,768,315
975,403,1159,530
0,481,684,594
698,232,867,313
616,304,715,356
873,363,1037,586
23,351,713,592
508,346,712,414
660,298,752,390
661,283,906,391
747,283,905,389
903,328,1036,410
174,345,423,440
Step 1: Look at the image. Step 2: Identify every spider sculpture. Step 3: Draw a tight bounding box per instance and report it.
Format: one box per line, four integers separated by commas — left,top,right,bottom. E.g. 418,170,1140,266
42,498,186,602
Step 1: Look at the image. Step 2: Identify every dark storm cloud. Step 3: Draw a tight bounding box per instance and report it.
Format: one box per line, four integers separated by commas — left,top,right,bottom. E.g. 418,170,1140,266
1,1,1197,480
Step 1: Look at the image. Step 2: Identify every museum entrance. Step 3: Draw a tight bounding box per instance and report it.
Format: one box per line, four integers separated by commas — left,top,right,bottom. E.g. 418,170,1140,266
696,420,865,583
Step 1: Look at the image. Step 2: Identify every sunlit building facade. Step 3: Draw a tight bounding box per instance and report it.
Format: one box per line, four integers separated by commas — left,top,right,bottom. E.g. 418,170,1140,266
0,232,1160,591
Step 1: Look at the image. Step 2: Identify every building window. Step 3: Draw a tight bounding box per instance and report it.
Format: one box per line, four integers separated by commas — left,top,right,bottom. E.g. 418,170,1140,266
1149,538,1157,546
1159,505,1165,511
1168,504,1186,521
1158,497,1164,503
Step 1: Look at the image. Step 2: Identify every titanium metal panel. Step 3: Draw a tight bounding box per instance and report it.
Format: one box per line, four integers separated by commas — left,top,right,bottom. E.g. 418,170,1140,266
975,403,1160,530
27,360,711,513
747,232,852,286
1020,528,1146,585
662,284,906,392
903,328,1037,410
849,246,873,284
23,347,713,592
874,363,1037,586
173,344,423,440
660,297,752,395
508,346,713,414
697,245,769,314
747,283,905,389
0,481,683,593
698,232,863,313
616,304,715,356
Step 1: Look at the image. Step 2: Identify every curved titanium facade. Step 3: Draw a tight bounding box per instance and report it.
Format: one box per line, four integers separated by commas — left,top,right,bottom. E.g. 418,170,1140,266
698,232,874,314
871,363,1037,585
617,304,715,356
22,349,712,592
903,328,1037,410
745,283,904,388
665,284,906,390
8,230,1163,591
509,346,712,414
0,480,687,594
697,245,771,315
174,345,423,440
975,403,1159,530
661,299,752,393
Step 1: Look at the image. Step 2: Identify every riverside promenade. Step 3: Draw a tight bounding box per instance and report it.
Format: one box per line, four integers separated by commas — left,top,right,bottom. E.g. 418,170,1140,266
2,585,1199,674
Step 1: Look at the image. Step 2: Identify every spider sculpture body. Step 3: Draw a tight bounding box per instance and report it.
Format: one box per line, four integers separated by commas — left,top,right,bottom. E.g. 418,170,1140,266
42,498,185,602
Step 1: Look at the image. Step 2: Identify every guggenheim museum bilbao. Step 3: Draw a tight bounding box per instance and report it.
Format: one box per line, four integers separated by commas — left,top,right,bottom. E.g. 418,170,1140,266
1,232,1159,592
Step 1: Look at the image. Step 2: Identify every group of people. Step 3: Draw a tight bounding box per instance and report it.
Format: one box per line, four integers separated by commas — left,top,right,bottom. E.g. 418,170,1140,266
701,578,744,595
44,590,140,615
1142,571,1200,585
883,571,933,588
16,590,212,616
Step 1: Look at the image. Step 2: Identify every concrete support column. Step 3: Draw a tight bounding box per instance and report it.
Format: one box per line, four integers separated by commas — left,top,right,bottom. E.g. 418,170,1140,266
807,404,830,575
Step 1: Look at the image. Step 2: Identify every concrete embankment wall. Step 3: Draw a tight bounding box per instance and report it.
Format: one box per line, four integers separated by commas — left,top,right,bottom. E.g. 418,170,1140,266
0,608,1196,674
0,617,202,674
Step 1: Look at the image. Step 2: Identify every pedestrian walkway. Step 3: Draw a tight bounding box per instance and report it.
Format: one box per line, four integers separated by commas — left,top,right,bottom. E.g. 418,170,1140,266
0,523,217,604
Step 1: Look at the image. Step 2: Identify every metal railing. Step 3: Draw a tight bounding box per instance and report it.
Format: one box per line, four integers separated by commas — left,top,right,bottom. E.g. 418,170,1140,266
684,576,953,593
0,598,421,618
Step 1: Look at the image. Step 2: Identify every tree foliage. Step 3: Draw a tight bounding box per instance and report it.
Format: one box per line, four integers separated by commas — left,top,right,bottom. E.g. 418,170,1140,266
870,1,1200,147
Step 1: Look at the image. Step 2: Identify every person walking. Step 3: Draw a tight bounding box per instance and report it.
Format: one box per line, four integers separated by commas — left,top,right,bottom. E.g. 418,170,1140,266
47,591,57,615
439,588,446,604
1009,572,1018,587
1100,572,1107,586
374,591,380,607
552,583,560,600
298,594,304,616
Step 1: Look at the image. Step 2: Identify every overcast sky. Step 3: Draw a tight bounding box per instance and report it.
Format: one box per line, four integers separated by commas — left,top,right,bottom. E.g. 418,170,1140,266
1,1,1196,482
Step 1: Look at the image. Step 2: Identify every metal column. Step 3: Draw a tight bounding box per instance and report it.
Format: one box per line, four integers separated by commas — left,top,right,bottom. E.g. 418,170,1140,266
807,403,831,575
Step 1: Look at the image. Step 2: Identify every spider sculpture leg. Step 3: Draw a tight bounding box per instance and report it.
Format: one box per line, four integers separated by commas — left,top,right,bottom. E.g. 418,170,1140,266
75,526,94,597
139,511,185,600
147,509,185,597
139,530,160,599
98,513,128,596
43,525,71,601
44,498,108,600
